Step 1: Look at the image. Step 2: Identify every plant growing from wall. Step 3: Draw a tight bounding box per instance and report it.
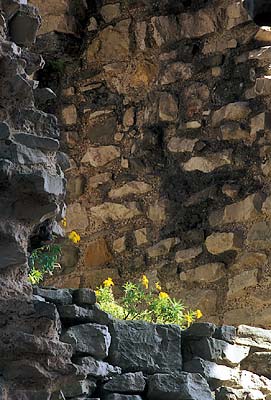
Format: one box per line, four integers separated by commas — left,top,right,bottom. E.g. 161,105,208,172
28,218,81,284
96,275,203,329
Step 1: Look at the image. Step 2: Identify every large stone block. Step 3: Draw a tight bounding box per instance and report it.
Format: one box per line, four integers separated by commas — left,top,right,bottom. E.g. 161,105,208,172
33,288,73,305
103,372,146,393
84,238,112,268
108,321,182,374
147,372,212,400
61,323,111,359
227,269,258,299
180,263,225,283
212,102,251,127
236,325,271,350
109,181,152,199
205,232,242,255
75,356,121,379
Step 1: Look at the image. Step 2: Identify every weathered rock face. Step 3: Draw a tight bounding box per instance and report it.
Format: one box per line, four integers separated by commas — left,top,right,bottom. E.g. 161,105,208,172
31,0,271,327
0,0,76,397
12,286,271,400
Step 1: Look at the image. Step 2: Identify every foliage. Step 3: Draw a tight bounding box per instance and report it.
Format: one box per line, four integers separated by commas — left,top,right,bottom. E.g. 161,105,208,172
28,244,62,285
96,275,203,329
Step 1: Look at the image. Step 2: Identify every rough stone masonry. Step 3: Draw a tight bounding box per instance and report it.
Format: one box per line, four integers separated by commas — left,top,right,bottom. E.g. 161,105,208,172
28,0,271,327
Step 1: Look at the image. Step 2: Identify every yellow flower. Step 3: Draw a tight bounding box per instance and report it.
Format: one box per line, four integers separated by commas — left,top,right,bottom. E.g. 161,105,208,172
68,231,81,244
185,314,193,327
61,218,67,228
103,277,114,288
159,291,169,300
196,309,203,319
155,282,162,291
141,275,149,289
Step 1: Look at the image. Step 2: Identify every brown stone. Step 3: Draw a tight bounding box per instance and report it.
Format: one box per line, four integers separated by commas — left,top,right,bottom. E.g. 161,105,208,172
255,27,271,42
85,116,117,143
205,232,242,255
226,2,250,29
212,102,251,127
135,21,147,51
147,238,180,258
66,175,85,201
183,83,210,118
179,9,216,38
147,200,167,225
175,246,202,263
249,46,271,63
232,252,267,271
223,308,254,326
123,107,135,128
203,37,237,54
178,288,218,316
84,238,112,268
183,153,231,173
255,76,271,96
262,196,271,217
220,122,249,142
113,236,126,253
247,222,271,249
134,228,148,246
151,15,180,47
180,263,225,283
159,93,178,122
100,3,121,23
83,269,120,289
167,137,198,153
61,105,77,126
109,181,152,199
90,202,140,223
223,193,263,224
88,173,112,190
81,146,120,167
66,203,89,232
227,269,258,299
160,62,192,85
87,20,130,63
222,184,240,199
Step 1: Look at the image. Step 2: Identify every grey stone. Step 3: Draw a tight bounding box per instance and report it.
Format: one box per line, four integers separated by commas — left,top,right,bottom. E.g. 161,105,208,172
13,133,59,151
73,288,96,306
57,305,95,323
17,171,65,196
75,356,121,379
103,395,143,400
34,87,57,104
241,352,271,379
61,323,111,359
103,372,146,393
183,323,216,338
236,325,271,350
33,288,73,305
183,358,240,389
147,372,212,400
62,379,96,398
9,5,41,47
214,326,236,344
108,321,182,374
0,122,10,139
215,387,247,400
57,151,71,171
185,337,249,366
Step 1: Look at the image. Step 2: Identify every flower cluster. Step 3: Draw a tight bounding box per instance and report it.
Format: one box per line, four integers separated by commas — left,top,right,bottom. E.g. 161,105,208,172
68,230,81,244
96,275,203,329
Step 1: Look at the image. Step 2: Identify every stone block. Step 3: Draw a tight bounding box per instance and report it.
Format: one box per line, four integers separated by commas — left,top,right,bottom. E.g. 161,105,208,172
57,305,95,324
242,352,271,379
101,3,121,23
179,9,216,38
183,153,231,173
186,337,249,366
62,380,96,398
160,62,192,85
222,194,263,224
247,222,271,249
73,289,96,306
255,27,271,42
214,326,236,344
33,288,72,305
183,358,240,389
103,395,143,400
159,93,178,122
167,137,198,153
205,232,242,255
134,228,148,246
113,236,126,253
61,105,77,126
75,356,121,379
90,202,140,223
9,5,41,47
180,263,225,283
255,76,271,96
227,269,258,299
66,203,89,232
108,321,182,374
109,181,152,199
103,372,145,393
61,323,111,359
87,20,130,63
81,146,120,167
84,238,112,268
212,102,251,127
236,325,271,350
147,372,212,400
147,237,180,258
175,246,202,263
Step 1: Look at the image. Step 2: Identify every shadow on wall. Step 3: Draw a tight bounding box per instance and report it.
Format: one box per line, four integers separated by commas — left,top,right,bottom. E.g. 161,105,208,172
244,0,271,26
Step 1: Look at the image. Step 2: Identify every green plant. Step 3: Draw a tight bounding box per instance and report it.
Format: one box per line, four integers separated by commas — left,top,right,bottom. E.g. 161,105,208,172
96,276,203,329
28,244,62,285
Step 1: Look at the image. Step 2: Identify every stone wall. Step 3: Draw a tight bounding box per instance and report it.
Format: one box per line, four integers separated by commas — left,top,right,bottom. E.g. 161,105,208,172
23,286,271,400
31,0,271,326
0,1,77,397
